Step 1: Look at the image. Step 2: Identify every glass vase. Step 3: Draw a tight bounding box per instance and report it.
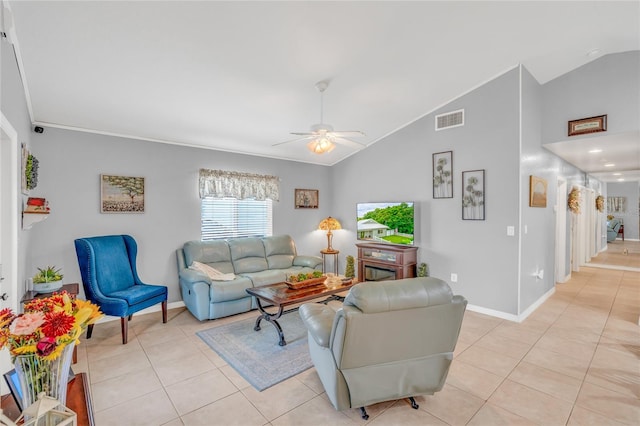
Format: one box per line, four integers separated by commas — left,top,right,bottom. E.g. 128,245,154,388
13,343,75,409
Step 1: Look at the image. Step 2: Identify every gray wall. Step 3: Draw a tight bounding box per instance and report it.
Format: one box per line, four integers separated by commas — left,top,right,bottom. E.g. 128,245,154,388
26,129,332,303
333,68,522,315
542,51,640,144
606,181,639,240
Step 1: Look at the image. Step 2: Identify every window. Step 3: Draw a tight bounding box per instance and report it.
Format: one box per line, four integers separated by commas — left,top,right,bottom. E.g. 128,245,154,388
201,197,272,240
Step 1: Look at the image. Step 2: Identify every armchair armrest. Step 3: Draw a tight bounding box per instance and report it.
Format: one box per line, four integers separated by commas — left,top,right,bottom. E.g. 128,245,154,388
179,268,212,285
294,255,323,269
299,303,336,348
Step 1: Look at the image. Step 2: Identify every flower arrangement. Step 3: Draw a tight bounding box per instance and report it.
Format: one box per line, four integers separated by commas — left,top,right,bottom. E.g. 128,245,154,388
568,187,581,214
0,291,102,360
595,195,605,213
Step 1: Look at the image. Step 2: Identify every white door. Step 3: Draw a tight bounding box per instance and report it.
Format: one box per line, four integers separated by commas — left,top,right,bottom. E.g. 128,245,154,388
555,178,567,283
1,112,19,394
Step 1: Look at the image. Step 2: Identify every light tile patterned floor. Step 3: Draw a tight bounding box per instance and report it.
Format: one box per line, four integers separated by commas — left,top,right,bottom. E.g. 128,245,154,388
75,264,640,425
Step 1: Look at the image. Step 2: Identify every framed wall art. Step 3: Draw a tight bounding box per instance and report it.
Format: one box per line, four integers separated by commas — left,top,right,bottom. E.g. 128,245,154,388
294,189,318,209
568,115,607,137
433,151,453,199
462,169,485,220
21,143,39,194
101,174,145,213
529,175,548,208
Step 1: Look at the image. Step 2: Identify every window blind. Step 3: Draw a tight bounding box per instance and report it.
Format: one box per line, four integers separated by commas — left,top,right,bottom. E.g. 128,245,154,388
201,197,273,240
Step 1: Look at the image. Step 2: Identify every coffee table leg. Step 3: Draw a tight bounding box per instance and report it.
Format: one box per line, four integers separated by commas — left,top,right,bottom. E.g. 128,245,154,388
253,298,287,346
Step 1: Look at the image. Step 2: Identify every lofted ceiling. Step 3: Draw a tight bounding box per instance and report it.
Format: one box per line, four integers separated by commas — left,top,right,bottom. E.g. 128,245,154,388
3,1,639,179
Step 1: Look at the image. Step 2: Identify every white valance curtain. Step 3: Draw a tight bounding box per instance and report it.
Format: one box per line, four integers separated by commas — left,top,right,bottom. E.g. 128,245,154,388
199,169,280,201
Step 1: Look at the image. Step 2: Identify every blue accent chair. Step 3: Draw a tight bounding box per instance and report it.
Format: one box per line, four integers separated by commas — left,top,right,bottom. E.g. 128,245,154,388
74,235,168,344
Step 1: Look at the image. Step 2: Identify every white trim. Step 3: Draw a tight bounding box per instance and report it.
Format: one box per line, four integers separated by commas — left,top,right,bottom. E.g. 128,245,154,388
517,64,523,315
0,111,18,313
467,285,556,323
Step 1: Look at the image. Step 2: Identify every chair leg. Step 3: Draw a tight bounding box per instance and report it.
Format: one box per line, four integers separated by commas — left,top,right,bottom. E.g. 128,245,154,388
86,324,94,339
121,317,128,344
409,397,419,409
162,300,168,323
128,314,133,321
359,407,369,420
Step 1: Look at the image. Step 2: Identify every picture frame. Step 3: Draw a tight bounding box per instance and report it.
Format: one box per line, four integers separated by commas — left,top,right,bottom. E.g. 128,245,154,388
21,143,39,194
433,151,453,199
462,169,485,220
3,369,23,412
100,174,145,213
568,115,607,137
529,175,548,208
294,189,318,209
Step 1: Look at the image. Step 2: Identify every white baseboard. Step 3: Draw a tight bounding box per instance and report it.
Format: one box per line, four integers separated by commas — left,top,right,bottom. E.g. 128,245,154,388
467,286,556,324
96,300,186,324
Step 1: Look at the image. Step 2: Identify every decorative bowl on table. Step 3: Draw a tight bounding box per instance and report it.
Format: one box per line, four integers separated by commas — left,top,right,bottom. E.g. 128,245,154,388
34,280,64,293
285,271,326,289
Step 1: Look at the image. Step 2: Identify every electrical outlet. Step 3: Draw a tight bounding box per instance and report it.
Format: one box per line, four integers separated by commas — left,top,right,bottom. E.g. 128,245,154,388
507,226,515,236
451,273,458,282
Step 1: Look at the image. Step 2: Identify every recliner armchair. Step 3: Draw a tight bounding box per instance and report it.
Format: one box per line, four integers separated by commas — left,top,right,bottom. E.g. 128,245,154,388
299,277,467,419
607,218,621,242
74,234,168,344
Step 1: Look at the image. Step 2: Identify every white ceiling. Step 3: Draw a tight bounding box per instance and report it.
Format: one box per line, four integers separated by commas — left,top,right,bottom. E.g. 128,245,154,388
4,1,639,178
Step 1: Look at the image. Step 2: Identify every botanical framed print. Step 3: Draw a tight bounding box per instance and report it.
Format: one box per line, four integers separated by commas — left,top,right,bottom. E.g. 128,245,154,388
294,189,318,209
101,174,145,213
462,170,485,220
21,143,39,194
433,151,453,198
529,175,548,208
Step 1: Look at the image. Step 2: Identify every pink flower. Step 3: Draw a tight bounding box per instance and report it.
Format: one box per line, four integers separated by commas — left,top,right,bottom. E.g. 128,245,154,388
36,336,57,357
9,312,45,335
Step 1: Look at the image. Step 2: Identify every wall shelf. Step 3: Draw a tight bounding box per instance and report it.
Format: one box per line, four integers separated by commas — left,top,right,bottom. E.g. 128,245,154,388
22,211,49,230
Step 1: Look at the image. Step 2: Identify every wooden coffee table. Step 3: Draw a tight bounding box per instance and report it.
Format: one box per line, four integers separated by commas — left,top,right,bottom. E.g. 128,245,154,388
246,280,356,346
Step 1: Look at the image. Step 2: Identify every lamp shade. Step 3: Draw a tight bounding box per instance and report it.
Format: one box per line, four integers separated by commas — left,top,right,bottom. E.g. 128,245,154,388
307,137,335,154
318,217,341,252
318,216,341,231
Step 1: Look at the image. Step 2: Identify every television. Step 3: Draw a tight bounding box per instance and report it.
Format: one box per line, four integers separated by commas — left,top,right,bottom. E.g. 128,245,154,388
356,202,415,245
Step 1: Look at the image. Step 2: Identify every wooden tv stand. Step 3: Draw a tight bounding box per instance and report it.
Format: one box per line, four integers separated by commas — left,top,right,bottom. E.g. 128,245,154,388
356,242,418,282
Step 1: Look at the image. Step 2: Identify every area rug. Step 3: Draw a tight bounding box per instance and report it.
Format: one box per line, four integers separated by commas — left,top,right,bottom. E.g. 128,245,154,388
196,312,312,391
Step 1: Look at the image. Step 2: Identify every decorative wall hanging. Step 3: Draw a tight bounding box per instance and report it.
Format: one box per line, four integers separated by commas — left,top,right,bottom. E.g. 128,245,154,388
568,115,607,136
568,187,581,214
595,195,605,212
100,175,145,213
462,169,485,220
607,196,626,213
21,143,39,193
295,189,319,209
432,151,453,199
529,175,548,208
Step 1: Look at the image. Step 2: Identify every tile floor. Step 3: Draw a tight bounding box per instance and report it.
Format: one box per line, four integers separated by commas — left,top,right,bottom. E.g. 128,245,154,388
74,264,639,425
588,240,640,270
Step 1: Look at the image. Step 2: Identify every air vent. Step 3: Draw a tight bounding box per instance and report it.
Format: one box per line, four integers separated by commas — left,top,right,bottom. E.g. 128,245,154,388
435,109,464,131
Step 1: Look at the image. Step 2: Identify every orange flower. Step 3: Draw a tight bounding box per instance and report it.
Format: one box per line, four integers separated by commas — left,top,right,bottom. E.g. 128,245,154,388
41,311,75,338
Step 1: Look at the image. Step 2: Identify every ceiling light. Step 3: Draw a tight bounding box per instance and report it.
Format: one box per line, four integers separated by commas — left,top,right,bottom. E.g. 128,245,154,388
604,163,615,167
307,137,335,154
617,178,625,181
588,149,602,153
613,173,621,176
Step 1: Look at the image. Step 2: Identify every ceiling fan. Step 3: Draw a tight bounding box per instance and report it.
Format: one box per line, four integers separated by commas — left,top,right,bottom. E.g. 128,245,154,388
273,80,366,154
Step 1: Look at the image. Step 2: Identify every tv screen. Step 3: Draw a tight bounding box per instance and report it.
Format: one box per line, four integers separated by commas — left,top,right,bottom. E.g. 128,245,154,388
356,202,414,245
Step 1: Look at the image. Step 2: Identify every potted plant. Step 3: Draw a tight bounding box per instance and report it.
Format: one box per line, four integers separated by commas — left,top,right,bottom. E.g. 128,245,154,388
33,265,64,293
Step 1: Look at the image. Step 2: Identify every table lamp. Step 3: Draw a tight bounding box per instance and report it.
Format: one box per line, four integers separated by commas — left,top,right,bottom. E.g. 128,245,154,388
318,216,341,252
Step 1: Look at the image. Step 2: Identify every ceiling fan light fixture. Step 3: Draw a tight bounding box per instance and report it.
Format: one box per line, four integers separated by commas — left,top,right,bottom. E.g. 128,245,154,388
307,137,335,154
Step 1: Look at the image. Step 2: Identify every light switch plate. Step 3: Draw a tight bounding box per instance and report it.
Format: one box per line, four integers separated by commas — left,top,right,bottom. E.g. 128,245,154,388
507,226,515,236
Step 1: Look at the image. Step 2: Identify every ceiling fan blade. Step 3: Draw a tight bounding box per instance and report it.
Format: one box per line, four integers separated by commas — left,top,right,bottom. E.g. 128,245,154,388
330,130,365,137
290,132,317,136
333,137,367,149
272,135,315,147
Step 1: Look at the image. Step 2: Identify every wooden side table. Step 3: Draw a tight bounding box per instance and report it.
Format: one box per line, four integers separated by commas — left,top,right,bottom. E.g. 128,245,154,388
320,249,339,275
21,283,80,364
618,224,624,241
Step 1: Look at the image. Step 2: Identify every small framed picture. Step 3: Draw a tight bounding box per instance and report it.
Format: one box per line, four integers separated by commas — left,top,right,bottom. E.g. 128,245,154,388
101,175,145,213
568,115,607,136
294,189,319,209
462,170,485,220
529,175,548,208
433,151,453,199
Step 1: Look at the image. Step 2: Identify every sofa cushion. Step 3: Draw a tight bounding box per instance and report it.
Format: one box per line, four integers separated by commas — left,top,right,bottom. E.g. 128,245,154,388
263,235,296,269
209,277,254,302
228,238,269,273
183,240,234,273
240,270,287,287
